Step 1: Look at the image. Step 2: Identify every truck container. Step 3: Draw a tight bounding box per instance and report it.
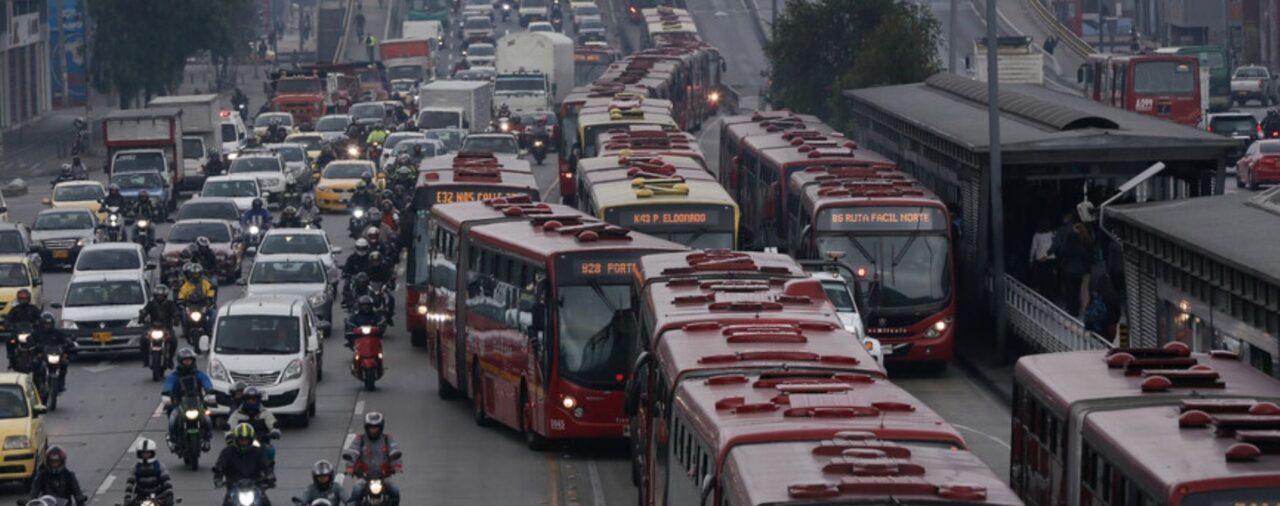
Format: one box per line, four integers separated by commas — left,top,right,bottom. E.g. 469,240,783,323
402,20,445,46
103,108,188,192
416,80,493,132
973,36,1044,85
380,38,434,85
494,32,574,113
147,94,221,191
315,0,347,64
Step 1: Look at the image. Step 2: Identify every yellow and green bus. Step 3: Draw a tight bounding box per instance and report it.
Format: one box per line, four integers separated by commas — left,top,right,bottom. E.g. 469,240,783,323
577,174,739,249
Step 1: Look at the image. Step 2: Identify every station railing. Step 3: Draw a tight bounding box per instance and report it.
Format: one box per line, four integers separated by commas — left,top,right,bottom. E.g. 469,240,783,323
1004,273,1112,352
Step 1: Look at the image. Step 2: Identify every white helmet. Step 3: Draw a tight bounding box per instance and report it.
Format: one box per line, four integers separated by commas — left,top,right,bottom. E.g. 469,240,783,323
135,437,159,464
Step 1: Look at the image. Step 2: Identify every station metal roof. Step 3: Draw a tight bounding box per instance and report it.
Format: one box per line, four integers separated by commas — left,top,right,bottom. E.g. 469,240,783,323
844,73,1238,164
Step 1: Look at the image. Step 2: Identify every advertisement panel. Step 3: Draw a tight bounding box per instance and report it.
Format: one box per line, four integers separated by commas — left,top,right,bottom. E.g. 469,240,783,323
49,0,86,107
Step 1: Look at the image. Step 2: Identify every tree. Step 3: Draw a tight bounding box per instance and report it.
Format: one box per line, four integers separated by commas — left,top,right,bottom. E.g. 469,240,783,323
765,0,940,123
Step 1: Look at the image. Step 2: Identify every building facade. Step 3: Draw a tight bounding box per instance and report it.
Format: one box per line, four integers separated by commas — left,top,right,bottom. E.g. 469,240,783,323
1,0,53,131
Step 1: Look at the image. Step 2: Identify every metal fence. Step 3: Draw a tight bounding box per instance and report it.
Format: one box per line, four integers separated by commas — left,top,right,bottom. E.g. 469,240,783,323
1004,273,1113,352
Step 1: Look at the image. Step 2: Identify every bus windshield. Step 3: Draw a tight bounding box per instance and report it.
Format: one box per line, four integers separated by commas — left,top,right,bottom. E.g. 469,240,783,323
1134,61,1196,95
817,234,950,311
1181,487,1280,506
556,283,633,390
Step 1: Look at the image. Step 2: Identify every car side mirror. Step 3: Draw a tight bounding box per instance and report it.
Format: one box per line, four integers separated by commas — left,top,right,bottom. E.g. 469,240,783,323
623,351,651,416
50,302,62,309
246,246,258,257
145,263,157,271
32,405,46,416
331,246,344,254
341,449,357,462
236,278,247,286
0,206,9,214
32,278,41,286
198,334,211,353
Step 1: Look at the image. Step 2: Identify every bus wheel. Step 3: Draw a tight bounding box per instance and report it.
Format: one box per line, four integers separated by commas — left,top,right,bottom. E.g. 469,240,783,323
472,365,491,426
521,387,548,451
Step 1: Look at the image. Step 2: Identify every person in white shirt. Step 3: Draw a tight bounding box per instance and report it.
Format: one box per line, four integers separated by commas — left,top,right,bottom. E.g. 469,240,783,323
1029,217,1057,298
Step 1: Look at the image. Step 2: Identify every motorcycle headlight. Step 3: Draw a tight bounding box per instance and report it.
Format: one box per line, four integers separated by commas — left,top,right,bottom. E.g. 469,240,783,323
416,304,428,315
283,358,304,381
237,490,255,506
184,409,199,420
369,479,384,496
347,146,360,157
249,225,261,235
500,122,511,132
210,359,229,382
189,311,203,322
353,209,366,219
360,325,373,335
137,220,149,228
3,435,30,450
47,354,60,365
503,3,510,9
109,215,119,225
150,330,165,340
17,333,29,343
141,500,157,506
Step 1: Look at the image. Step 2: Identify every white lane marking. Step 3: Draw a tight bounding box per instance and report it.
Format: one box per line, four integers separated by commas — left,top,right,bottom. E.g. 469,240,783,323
354,399,365,416
152,401,166,418
336,432,357,487
95,473,117,496
587,458,607,506
953,423,1011,450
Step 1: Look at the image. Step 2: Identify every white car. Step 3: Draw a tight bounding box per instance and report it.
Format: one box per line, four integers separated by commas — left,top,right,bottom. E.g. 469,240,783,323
54,271,150,356
220,113,250,154
72,243,150,278
527,21,555,33
201,175,265,212
812,271,883,365
314,114,354,143
254,228,342,292
262,143,314,189
462,0,495,20
253,112,296,138
572,3,600,29
464,43,496,68
462,15,495,43
204,295,323,420
244,254,335,329
227,151,289,203
380,132,426,169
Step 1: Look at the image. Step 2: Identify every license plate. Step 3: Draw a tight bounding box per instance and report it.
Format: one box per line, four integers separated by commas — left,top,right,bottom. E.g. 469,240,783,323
52,250,68,259
92,331,111,343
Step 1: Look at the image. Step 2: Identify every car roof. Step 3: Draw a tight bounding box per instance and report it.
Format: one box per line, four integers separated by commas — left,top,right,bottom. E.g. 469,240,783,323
80,243,144,253
171,219,232,230
1209,112,1255,118
264,143,307,150
221,295,307,315
180,197,239,208
264,227,326,237
38,208,92,216
0,223,25,231
252,253,325,264
0,372,29,385
69,270,147,283
205,175,260,182
53,180,103,188
319,114,352,120
386,132,425,140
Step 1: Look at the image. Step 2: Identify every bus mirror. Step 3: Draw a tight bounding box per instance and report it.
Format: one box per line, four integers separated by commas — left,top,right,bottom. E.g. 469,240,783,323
699,474,714,505
623,352,651,416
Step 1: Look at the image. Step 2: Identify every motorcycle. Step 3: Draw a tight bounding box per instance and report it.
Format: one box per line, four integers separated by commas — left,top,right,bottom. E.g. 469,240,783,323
348,208,368,239
221,479,270,506
101,206,127,242
280,181,302,210
134,216,155,251
145,324,174,382
181,298,213,348
346,322,384,391
117,487,182,506
495,115,513,134
342,448,402,506
529,133,548,165
235,102,249,122
5,324,34,373
168,392,214,470
34,344,67,411
501,1,511,21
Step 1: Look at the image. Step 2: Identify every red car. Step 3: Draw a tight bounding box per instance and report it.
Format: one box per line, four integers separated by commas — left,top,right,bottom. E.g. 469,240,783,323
1238,139,1280,190
161,219,244,284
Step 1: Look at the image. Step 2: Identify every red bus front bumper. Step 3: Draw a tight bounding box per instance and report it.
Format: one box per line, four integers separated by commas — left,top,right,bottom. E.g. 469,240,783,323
871,314,955,364
543,381,626,439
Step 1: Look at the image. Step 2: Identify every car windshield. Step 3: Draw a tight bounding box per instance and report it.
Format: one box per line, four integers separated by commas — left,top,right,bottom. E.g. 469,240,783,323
315,116,350,132
176,203,240,222
54,185,104,202
822,281,856,312
577,5,598,15
169,223,230,243
1236,67,1268,78
816,234,950,311
529,24,552,32
581,19,603,29
557,283,633,389
323,163,373,179
65,280,145,307
254,114,293,127
424,130,464,151
34,212,93,230
495,78,545,93
1134,61,1197,95
385,134,424,151
215,316,301,355
469,45,495,56
270,146,306,162
114,152,165,173
76,249,141,271
350,104,384,120
276,79,322,94
229,157,282,174
463,136,518,154
259,234,329,255
465,17,491,29
0,264,29,287
1262,141,1280,154
182,139,204,160
112,172,164,190
388,67,422,81
0,385,28,419
466,0,488,6
0,231,24,254
203,180,259,197
1211,116,1257,135
394,141,439,157
417,111,460,129
286,136,324,152
251,260,325,284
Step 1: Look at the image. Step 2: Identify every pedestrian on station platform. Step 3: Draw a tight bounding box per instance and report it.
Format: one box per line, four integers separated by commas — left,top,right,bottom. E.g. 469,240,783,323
1029,217,1057,300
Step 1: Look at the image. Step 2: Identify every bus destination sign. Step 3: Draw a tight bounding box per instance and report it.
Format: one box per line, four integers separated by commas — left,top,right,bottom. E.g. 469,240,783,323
429,188,534,205
611,205,727,229
820,207,946,232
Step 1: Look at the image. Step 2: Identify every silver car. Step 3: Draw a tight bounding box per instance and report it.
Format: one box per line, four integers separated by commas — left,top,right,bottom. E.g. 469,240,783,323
242,254,334,331
253,228,342,293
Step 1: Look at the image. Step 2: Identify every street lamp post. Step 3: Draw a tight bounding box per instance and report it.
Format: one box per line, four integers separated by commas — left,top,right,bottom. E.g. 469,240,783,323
986,0,1007,360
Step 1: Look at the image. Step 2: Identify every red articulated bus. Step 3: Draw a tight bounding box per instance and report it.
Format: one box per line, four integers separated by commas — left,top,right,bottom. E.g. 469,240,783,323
1012,343,1280,506
425,201,686,448
1080,54,1202,127
786,166,956,366
405,155,541,347
719,438,1024,505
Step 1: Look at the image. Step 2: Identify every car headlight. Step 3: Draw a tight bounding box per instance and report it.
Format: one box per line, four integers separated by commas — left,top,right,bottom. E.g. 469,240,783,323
249,225,261,235
60,320,76,330
266,177,281,187
308,293,328,308
150,330,165,340
237,490,255,506
47,354,61,365
924,316,953,338
210,359,229,382
75,239,84,247
3,435,30,450
283,358,304,381
137,220,149,228
184,409,199,420
369,479,384,496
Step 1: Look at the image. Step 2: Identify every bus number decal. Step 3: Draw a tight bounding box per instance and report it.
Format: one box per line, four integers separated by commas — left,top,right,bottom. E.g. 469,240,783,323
550,418,566,431
1136,98,1154,111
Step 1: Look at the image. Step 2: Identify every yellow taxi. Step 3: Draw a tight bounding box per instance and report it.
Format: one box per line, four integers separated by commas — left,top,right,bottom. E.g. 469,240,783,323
42,181,107,221
314,160,379,211
0,373,48,483
0,258,40,318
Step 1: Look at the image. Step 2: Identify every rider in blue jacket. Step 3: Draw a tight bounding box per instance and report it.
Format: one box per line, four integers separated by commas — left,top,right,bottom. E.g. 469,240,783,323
162,348,214,451
240,198,272,234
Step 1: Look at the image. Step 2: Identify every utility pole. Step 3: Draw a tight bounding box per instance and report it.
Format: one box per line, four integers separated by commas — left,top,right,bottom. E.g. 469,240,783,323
949,0,958,73
985,0,1007,361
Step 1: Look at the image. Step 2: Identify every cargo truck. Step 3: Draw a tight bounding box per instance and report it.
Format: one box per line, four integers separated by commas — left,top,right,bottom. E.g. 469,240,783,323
402,20,445,48
972,36,1044,85
494,32,574,113
380,38,434,88
103,108,188,192
147,94,220,192
416,80,493,132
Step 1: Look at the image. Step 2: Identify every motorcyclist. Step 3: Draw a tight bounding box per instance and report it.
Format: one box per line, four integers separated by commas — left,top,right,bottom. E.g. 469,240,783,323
277,206,305,228
350,180,376,211
138,285,181,366
298,195,322,227
242,198,273,235
266,121,288,144
52,164,79,185
391,184,411,211
101,184,131,235
232,88,249,112
193,237,220,277
1264,109,1280,137
5,289,41,367
177,264,217,328
367,251,396,326
213,423,275,504
392,104,409,125
123,438,174,506
69,156,88,179
227,381,249,416
27,446,88,505
206,148,226,177
378,199,400,235
31,313,72,392
345,295,382,348
363,225,395,259
345,412,401,504
226,387,280,468
162,347,214,451
299,460,348,505
134,190,159,220
316,142,338,169
342,241,372,306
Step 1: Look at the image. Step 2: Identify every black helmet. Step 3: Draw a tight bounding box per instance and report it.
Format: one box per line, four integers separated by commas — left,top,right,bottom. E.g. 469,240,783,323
361,172,374,183
138,190,150,200
252,198,264,210
196,236,211,249
152,285,170,301
364,411,385,439
241,387,263,412
176,347,197,373
45,446,66,471
283,206,297,217
38,312,55,330
312,459,336,487
380,199,394,211
231,381,248,399
357,295,374,313
353,272,370,286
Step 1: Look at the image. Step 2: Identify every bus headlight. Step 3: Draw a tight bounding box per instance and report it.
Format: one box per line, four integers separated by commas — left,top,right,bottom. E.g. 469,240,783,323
924,317,952,338
708,91,721,103
561,395,577,410
417,305,428,315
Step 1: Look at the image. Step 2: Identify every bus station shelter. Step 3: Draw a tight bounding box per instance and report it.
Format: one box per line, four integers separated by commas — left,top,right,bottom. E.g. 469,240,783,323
842,73,1237,353
1107,189,1280,376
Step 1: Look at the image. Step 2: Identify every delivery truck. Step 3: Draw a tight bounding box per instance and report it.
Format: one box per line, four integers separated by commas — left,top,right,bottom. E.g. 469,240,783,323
380,38,434,86
416,80,493,132
103,108,188,192
147,94,220,192
972,36,1044,85
494,32,574,113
